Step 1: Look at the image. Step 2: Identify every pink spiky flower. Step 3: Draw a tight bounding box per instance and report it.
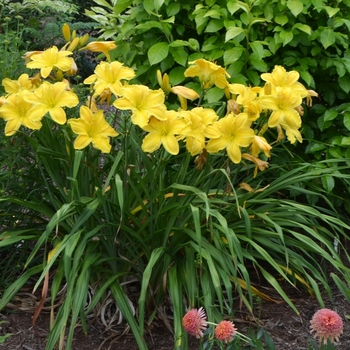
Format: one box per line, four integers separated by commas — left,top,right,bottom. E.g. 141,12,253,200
182,307,208,338
310,308,343,344
215,320,237,343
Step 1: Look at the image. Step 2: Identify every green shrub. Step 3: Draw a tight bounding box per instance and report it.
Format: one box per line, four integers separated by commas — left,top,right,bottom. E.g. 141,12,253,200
85,0,350,214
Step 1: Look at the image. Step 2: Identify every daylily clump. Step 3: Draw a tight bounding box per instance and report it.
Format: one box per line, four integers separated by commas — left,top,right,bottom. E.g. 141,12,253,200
0,23,317,172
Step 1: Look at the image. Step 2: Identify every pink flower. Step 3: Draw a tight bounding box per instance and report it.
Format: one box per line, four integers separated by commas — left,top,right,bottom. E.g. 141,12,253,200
310,308,343,344
182,307,207,338
214,320,237,343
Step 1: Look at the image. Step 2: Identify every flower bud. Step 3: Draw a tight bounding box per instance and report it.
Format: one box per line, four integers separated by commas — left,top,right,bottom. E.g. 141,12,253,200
67,37,80,52
62,23,71,41
79,33,89,47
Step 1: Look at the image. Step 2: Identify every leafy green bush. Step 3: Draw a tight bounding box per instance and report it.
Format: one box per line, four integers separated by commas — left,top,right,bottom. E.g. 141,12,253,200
85,0,350,214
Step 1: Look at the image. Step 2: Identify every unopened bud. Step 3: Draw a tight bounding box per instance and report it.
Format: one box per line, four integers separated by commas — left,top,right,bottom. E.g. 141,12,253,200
62,23,71,42
67,37,80,52
79,33,89,47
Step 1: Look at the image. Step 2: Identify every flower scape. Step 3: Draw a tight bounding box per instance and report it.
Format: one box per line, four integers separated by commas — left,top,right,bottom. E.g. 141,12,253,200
0,25,317,176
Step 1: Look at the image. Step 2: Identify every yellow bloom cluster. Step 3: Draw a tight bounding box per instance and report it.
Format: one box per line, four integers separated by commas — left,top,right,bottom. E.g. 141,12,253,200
0,24,317,172
0,24,120,153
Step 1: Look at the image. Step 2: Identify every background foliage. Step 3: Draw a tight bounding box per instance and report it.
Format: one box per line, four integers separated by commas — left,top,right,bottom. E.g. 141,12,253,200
86,0,350,215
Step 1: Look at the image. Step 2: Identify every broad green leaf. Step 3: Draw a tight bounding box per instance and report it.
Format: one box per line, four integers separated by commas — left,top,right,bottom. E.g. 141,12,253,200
321,175,335,193
305,142,326,153
341,136,350,145
328,146,343,158
188,38,200,51
148,42,169,66
293,23,312,34
250,17,270,26
204,9,221,19
170,47,188,66
225,27,245,42
113,0,132,15
344,112,350,131
250,41,265,60
223,47,244,65
317,116,332,131
205,87,225,104
299,71,314,87
154,0,165,11
247,69,260,86
339,75,350,93
161,15,175,24
320,28,335,49
249,54,268,72
324,6,340,18
279,30,294,46
287,0,304,17
143,0,154,13
275,15,288,25
169,66,186,85
227,1,243,16
205,19,224,33
136,21,163,32
93,0,113,9
323,109,338,122
169,40,190,47
166,2,180,16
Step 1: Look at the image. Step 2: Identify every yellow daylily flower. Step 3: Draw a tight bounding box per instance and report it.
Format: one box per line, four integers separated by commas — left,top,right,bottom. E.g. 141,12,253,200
0,90,43,136
113,85,167,128
29,73,42,88
23,50,43,64
229,84,257,105
250,135,272,158
68,106,118,153
261,65,308,97
26,46,73,78
81,41,117,62
66,57,78,76
228,83,262,121
141,111,187,155
242,153,270,178
206,113,255,164
84,61,135,98
157,70,200,109
259,87,302,143
170,86,200,101
184,58,230,89
24,81,79,124
306,89,318,107
178,110,207,156
2,73,34,94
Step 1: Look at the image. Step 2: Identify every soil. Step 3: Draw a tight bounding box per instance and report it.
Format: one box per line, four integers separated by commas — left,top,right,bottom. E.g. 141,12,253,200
0,285,349,350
